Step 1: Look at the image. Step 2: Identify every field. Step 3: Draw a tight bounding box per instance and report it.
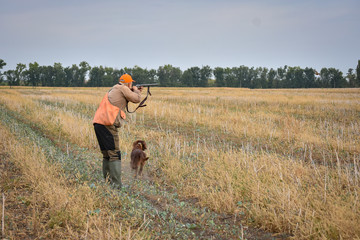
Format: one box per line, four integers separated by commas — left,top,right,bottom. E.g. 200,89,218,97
0,86,359,239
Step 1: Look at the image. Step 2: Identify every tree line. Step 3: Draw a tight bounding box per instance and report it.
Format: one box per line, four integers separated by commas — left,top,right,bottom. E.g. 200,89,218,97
0,59,359,88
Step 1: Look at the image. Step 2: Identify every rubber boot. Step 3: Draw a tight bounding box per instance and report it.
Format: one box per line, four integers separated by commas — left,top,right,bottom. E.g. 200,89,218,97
108,160,122,188
102,158,110,180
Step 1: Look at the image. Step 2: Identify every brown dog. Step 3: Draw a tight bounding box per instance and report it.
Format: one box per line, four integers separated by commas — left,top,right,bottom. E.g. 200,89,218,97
130,140,149,178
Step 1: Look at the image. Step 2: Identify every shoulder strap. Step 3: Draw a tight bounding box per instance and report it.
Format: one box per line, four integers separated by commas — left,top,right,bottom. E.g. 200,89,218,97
126,86,152,113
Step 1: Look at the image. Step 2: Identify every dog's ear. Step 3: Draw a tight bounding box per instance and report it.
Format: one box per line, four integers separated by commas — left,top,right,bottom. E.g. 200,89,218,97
140,140,147,150
133,140,143,149
144,157,149,161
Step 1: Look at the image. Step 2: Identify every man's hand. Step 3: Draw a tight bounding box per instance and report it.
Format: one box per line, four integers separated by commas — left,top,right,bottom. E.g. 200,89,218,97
132,86,143,92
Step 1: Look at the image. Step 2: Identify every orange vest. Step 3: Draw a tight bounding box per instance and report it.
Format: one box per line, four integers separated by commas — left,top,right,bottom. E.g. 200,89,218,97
93,93,126,125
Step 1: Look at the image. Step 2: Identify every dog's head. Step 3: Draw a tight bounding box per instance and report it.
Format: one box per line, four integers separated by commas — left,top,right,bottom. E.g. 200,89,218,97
133,140,147,151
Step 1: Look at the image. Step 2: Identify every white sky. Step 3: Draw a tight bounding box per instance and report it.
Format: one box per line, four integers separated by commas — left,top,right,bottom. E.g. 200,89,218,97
1,0,359,74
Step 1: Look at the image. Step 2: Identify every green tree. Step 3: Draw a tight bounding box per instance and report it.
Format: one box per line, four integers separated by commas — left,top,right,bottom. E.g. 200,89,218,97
346,68,356,87
39,65,55,86
4,70,16,87
88,66,105,87
0,59,6,84
200,65,212,87
24,62,40,86
148,69,158,83
246,67,257,88
132,66,152,84
268,68,276,88
320,68,346,88
64,64,79,87
294,67,305,88
284,66,300,88
252,67,261,88
78,61,91,87
158,65,181,87
53,63,66,87
181,67,202,87
229,67,239,87
275,66,287,88
224,67,236,87
259,67,268,88
0,59,5,69
303,68,316,88
103,67,115,87
180,69,192,87
237,65,250,88
14,63,26,86
319,68,331,88
214,67,225,87
329,68,346,88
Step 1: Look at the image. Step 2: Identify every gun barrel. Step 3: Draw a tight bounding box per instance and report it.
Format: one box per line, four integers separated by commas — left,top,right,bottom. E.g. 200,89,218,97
135,83,159,87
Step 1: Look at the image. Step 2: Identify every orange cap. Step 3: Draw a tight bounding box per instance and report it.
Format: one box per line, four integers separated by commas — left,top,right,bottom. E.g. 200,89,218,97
119,74,135,83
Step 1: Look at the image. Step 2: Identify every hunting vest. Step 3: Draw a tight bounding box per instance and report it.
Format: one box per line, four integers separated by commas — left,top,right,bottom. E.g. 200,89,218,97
93,92,126,126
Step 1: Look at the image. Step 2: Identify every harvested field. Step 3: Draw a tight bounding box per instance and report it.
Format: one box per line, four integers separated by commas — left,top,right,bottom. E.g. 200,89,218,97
1,87,359,239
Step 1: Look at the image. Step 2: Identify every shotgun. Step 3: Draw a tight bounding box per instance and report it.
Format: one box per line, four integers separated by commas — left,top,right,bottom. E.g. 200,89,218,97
128,83,159,113
135,83,159,88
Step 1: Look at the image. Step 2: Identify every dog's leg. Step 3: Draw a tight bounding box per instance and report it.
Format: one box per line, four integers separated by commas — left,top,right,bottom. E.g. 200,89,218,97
132,167,138,179
138,162,145,176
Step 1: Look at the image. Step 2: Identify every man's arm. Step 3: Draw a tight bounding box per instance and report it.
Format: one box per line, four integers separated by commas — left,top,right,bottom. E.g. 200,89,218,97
122,85,141,103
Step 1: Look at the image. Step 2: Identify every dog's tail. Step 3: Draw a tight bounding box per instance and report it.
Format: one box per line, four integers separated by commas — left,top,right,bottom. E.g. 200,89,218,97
133,140,147,150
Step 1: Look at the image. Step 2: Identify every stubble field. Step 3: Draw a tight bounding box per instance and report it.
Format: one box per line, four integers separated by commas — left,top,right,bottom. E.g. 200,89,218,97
0,86,359,239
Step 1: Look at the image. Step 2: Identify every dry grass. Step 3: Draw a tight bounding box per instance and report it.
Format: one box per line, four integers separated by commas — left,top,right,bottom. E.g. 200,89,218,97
0,86,359,239
0,119,148,239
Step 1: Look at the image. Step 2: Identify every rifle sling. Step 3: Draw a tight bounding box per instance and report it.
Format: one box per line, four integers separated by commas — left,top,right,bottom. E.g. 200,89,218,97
126,86,152,113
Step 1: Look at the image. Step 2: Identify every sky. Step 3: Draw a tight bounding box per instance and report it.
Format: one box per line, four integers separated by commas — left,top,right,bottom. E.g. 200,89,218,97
0,0,359,74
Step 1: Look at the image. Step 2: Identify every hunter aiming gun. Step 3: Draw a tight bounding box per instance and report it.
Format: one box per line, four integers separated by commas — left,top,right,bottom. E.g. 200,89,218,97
128,83,159,113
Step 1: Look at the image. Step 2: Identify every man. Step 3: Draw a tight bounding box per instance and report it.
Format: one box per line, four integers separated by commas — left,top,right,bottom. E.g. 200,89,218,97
93,74,142,187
